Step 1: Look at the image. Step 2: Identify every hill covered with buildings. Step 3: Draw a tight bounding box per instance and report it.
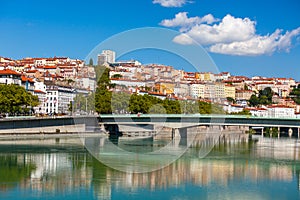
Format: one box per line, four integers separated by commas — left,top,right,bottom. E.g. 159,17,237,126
1,50,299,118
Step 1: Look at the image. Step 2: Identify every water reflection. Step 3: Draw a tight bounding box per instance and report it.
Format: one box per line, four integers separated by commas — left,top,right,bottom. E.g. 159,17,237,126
0,138,300,200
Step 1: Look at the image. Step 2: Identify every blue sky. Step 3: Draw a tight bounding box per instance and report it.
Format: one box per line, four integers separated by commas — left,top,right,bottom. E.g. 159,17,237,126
1,0,300,79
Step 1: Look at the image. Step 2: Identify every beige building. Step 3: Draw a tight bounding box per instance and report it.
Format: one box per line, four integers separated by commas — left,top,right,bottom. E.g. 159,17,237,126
214,83,225,99
225,84,236,99
189,82,205,98
155,82,175,95
235,90,253,100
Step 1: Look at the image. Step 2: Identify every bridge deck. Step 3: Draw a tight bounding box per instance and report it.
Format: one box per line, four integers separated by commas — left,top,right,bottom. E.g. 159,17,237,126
99,114,300,128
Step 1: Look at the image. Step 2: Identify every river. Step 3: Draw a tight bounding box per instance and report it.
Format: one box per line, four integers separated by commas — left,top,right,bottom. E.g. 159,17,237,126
0,134,299,200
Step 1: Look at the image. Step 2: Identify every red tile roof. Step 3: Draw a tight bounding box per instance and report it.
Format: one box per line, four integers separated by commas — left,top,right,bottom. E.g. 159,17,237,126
34,90,46,94
21,75,34,83
0,69,21,76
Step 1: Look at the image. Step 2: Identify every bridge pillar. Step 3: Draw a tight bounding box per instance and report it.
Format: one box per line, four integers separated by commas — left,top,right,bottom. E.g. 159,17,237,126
298,128,299,139
261,128,264,137
171,128,175,139
288,128,293,138
171,128,188,146
104,124,120,135
179,128,188,146
278,127,280,138
171,128,181,139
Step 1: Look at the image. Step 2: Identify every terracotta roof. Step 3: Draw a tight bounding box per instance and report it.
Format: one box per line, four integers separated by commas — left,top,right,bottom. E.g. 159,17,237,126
43,66,57,69
21,75,34,83
267,105,293,108
26,70,38,73
34,90,46,94
0,69,21,76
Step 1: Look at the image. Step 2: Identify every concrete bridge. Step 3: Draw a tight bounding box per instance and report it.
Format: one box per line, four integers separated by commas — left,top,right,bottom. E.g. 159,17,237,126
0,114,299,137
99,114,300,138
99,114,300,127
0,116,98,134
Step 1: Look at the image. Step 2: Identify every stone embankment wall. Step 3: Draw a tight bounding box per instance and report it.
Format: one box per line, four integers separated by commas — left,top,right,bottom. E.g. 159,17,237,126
0,124,85,134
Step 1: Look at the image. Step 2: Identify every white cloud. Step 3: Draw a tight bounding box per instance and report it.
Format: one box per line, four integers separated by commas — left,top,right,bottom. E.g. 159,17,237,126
153,0,188,7
160,13,300,56
187,14,255,45
209,27,300,55
173,33,195,45
160,12,218,31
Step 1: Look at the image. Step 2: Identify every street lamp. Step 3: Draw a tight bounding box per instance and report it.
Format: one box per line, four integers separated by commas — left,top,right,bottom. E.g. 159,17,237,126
85,98,88,115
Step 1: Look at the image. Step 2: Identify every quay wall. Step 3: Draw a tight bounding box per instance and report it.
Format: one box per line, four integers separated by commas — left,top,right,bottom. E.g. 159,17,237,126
0,124,85,134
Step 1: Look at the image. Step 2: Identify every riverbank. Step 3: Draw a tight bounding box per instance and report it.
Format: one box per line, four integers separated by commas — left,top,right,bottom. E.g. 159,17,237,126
0,132,107,141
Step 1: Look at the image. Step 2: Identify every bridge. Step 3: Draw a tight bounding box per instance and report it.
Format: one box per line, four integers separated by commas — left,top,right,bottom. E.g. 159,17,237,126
99,114,300,127
99,114,300,138
0,114,299,137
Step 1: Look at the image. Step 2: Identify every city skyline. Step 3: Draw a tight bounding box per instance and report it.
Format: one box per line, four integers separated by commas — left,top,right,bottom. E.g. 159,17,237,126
1,0,300,79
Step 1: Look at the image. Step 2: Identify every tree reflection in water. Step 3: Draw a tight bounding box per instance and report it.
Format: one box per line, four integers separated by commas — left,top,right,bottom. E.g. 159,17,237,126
0,138,299,200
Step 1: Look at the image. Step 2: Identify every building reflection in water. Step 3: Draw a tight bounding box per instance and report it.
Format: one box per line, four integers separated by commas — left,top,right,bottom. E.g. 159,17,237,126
0,137,300,199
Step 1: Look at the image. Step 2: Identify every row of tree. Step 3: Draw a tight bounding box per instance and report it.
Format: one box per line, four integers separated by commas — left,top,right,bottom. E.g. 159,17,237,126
95,90,226,115
92,66,225,114
76,65,300,115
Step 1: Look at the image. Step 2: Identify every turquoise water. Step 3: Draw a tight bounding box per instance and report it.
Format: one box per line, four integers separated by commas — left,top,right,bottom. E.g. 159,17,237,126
0,137,300,200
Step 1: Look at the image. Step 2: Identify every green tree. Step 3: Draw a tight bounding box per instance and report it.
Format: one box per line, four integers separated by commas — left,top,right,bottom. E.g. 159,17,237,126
162,99,181,114
94,66,114,114
0,84,39,115
211,103,225,114
230,109,251,115
179,100,199,114
111,74,123,79
249,87,274,106
149,104,166,114
95,65,110,85
198,101,224,114
89,58,94,66
111,92,131,114
226,97,236,104
290,84,300,104
72,93,95,114
259,87,273,104
95,89,112,114
249,94,260,107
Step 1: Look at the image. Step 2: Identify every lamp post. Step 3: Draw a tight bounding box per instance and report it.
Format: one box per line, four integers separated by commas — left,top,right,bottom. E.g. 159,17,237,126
85,98,88,115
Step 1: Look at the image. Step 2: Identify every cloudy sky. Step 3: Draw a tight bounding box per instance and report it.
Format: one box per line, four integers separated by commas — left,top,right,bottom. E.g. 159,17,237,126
1,0,300,79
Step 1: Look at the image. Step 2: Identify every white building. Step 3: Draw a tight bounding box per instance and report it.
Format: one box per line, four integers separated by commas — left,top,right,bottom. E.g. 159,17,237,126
0,69,21,85
75,77,96,92
223,104,244,113
98,50,116,65
34,58,46,66
110,79,146,88
189,83,205,98
174,82,189,97
33,81,47,114
267,105,295,118
246,108,268,117
46,85,74,114
33,90,47,114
